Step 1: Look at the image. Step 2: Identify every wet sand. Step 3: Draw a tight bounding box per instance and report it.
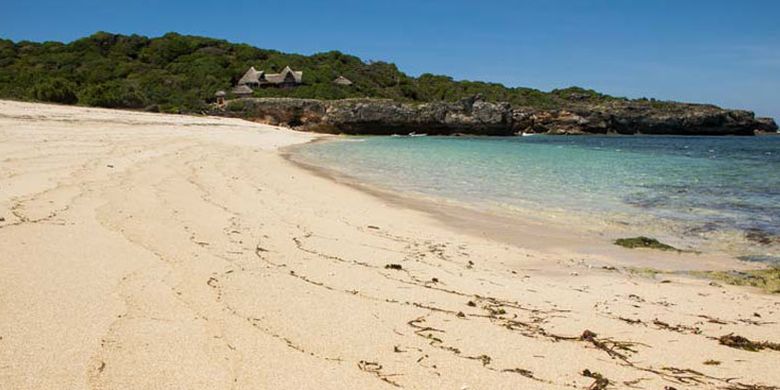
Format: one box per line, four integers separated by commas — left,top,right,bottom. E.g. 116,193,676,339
1,100,778,389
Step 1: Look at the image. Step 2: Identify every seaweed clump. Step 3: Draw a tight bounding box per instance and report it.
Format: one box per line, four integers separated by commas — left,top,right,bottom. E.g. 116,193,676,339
581,369,610,390
614,236,677,251
698,267,780,294
718,334,780,352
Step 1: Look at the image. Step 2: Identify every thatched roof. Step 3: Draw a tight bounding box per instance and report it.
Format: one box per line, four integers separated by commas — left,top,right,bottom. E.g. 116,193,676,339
280,66,303,83
215,90,226,97
238,67,262,85
261,66,303,84
231,85,253,95
262,73,284,84
333,76,353,86
236,66,303,86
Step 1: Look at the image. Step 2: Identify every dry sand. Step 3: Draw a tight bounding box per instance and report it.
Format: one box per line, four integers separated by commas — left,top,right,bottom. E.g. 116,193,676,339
0,100,778,389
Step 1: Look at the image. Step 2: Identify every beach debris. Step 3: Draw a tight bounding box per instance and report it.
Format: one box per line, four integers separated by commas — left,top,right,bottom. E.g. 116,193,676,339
703,359,721,365
106,164,114,168
627,267,663,279
0,217,4,222
456,311,466,318
698,314,730,325
502,368,535,379
628,294,645,302
357,360,400,387
621,377,651,388
486,305,506,316
384,263,403,270
614,236,678,251
466,354,491,366
581,369,610,390
618,317,643,325
367,225,380,230
466,300,476,307
720,384,780,390
745,228,775,245
718,333,780,352
652,319,701,335
695,268,780,294
431,277,439,283
579,330,640,361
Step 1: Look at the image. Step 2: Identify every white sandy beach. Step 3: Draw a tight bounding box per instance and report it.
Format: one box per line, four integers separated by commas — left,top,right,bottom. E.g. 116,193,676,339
0,100,778,389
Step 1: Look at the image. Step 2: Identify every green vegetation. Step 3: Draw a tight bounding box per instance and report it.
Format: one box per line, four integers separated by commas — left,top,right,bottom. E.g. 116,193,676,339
625,267,664,279
614,236,678,251
0,32,625,113
695,267,780,294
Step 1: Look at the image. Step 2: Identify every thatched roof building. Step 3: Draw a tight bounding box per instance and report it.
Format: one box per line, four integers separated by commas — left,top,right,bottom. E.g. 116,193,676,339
333,76,353,86
238,67,262,87
231,85,253,96
237,66,303,88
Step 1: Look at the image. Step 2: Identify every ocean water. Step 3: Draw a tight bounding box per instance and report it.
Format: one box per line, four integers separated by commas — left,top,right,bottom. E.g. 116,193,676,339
293,135,780,260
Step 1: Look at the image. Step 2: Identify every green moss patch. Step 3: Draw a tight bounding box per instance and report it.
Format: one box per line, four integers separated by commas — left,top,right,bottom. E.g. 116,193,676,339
614,236,678,251
696,267,780,294
626,267,664,279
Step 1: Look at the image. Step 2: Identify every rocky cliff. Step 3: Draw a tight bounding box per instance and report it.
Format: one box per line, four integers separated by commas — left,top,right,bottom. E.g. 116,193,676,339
214,96,777,136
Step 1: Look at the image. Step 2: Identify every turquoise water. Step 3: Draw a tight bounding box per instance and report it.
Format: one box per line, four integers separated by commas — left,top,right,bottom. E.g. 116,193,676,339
293,135,780,260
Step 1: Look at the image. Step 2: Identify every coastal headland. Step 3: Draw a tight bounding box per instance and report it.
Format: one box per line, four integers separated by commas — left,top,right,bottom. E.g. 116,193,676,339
1,100,778,389
216,96,778,136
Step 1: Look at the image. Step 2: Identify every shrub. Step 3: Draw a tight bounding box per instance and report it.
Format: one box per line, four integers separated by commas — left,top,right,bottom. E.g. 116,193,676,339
78,80,146,108
29,78,78,104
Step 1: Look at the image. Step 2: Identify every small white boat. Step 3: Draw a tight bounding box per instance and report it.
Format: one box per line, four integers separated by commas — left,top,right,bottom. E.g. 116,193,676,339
408,132,427,137
521,132,536,137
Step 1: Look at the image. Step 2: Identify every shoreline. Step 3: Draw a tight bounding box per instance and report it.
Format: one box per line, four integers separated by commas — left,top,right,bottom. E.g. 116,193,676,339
2,101,778,389
282,139,760,272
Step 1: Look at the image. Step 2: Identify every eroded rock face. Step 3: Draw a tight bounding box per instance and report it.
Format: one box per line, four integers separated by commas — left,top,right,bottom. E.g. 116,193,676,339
213,97,773,136
517,102,772,136
756,117,779,133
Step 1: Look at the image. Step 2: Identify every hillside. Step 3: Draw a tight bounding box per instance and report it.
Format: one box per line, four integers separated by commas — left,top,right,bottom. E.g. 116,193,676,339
0,32,620,113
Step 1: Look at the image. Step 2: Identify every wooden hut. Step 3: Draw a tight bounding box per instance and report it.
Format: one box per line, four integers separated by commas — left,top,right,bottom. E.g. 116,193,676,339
214,90,226,105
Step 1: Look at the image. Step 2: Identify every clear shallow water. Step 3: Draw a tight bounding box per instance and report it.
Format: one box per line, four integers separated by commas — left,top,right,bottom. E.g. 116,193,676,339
294,135,780,260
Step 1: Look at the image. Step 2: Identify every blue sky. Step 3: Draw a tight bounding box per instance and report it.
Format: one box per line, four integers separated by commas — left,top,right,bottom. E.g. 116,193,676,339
1,0,778,119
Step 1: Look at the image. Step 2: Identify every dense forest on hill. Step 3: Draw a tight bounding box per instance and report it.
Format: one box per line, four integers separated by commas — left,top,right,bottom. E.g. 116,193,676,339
0,32,622,113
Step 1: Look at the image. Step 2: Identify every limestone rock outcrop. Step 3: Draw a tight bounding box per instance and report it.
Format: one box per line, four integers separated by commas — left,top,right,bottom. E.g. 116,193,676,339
214,96,776,136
